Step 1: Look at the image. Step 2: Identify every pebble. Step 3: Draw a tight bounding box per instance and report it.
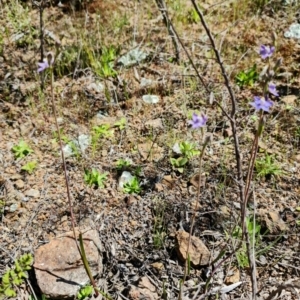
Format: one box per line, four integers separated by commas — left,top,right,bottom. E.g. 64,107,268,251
24,189,40,198
14,179,25,189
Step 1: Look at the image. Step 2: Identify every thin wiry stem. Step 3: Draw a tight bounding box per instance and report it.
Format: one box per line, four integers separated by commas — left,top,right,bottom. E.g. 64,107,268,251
189,1,259,298
49,67,99,297
183,136,209,283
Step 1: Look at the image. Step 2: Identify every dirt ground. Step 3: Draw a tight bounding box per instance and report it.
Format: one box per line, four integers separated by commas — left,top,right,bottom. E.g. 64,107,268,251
0,0,300,299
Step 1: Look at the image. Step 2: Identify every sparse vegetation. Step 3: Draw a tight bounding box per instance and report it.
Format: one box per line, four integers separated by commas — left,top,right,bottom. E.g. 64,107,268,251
235,64,258,87
1,0,299,299
255,153,283,178
0,254,33,298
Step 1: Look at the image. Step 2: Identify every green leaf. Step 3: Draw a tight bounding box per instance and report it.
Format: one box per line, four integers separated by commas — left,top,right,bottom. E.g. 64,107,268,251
1,272,11,285
4,288,17,297
17,271,28,279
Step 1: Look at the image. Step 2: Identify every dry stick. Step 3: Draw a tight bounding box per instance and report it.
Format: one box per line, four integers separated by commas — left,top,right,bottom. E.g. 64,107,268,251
189,1,258,298
158,6,233,123
155,0,180,62
49,69,99,297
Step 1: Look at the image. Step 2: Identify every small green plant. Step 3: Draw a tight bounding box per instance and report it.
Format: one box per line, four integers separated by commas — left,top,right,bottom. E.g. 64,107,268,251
123,176,141,194
230,217,261,268
98,45,118,78
187,8,200,23
11,140,33,159
92,124,113,139
179,141,200,159
0,253,33,298
152,198,167,249
21,161,37,174
255,153,283,178
170,141,199,173
67,141,81,159
235,64,258,87
92,124,113,153
170,157,188,173
91,124,113,153
114,117,127,130
84,169,108,188
77,285,93,300
116,159,131,170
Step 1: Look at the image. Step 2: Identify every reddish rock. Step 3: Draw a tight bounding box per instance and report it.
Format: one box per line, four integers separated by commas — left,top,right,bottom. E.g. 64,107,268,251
128,276,159,300
175,230,210,267
34,229,102,299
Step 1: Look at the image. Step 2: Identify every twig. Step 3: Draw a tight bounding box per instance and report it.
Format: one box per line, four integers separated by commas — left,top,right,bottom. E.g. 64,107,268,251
155,0,180,62
189,1,259,298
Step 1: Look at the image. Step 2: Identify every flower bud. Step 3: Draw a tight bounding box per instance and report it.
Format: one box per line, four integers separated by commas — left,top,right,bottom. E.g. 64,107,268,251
274,57,283,72
259,65,269,80
46,52,55,67
271,32,277,46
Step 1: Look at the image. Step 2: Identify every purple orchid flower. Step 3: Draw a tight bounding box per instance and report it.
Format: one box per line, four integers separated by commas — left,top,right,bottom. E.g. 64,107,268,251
37,60,49,73
188,113,208,129
259,45,275,59
268,82,279,97
250,96,274,112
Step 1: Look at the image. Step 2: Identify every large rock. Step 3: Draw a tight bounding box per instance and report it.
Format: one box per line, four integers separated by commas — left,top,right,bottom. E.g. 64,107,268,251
34,229,102,299
175,230,210,267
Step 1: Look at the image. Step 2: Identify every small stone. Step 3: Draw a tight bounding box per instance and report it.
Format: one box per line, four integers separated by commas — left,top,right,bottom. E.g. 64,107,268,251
61,215,68,222
150,262,164,272
154,183,163,192
130,220,137,226
145,118,163,129
10,174,22,180
14,179,25,189
118,171,134,190
225,268,240,284
24,189,40,198
142,95,160,104
8,203,18,213
175,230,210,267
128,276,159,300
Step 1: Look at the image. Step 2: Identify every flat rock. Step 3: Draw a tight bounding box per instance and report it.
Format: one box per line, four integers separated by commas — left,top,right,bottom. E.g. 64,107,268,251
34,229,103,299
24,189,40,198
175,230,210,267
144,118,163,129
